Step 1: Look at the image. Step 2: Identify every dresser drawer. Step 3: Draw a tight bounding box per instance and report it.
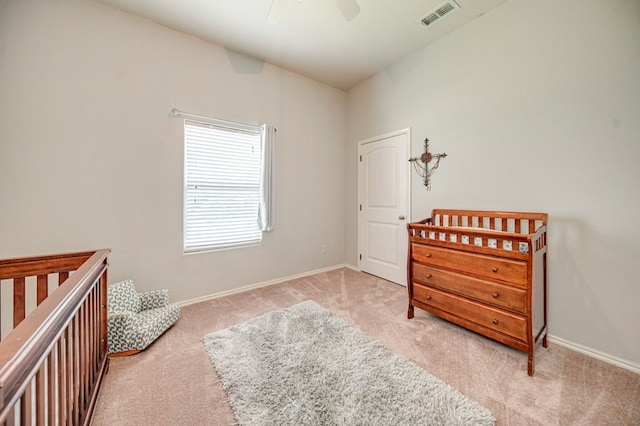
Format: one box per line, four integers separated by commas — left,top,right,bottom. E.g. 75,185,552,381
412,263,527,314
412,284,527,342
411,243,527,286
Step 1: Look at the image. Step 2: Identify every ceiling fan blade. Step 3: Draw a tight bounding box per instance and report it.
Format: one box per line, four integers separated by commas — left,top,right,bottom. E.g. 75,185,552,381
267,0,288,24
334,0,360,21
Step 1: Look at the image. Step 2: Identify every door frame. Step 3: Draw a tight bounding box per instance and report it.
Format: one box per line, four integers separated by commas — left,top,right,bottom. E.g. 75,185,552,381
357,127,412,284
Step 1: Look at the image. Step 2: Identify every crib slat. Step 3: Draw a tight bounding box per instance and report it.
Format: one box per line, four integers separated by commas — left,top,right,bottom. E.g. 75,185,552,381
36,364,45,424
58,333,68,425
80,304,88,410
87,293,94,391
100,271,108,355
5,405,15,426
66,326,74,424
94,289,99,374
37,274,48,305
73,316,80,424
13,277,26,328
48,348,56,424
21,383,32,425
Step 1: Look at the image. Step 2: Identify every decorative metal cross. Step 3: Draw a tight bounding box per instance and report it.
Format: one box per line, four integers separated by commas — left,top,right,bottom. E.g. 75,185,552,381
408,138,447,189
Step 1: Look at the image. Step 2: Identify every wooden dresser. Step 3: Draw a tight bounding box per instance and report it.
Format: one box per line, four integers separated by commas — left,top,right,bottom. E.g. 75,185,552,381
407,209,548,376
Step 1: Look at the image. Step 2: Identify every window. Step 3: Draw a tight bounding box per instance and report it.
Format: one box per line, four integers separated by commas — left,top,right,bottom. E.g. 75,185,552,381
183,118,273,253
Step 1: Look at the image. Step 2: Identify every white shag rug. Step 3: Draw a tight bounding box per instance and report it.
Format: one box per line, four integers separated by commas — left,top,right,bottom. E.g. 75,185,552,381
203,300,495,426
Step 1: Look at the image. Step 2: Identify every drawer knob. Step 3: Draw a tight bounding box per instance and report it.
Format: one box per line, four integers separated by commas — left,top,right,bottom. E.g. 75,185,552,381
426,274,433,279
492,267,499,273
425,253,432,258
426,295,432,300
492,319,499,325
492,292,499,299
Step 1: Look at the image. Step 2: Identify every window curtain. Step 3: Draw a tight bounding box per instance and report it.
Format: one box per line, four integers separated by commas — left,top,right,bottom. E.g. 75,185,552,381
258,124,275,231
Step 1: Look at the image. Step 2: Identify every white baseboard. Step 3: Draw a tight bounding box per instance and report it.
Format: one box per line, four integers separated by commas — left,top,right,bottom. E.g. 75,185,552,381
344,263,359,272
177,263,350,307
549,334,640,375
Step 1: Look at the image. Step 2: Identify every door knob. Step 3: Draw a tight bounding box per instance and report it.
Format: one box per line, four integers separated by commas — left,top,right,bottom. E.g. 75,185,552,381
398,215,405,220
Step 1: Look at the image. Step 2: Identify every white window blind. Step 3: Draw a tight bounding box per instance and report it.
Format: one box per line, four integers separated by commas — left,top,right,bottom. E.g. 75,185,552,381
184,119,262,252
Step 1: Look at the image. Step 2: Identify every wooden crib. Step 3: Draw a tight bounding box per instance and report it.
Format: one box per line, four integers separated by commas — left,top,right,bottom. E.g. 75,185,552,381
0,249,110,424
407,209,548,375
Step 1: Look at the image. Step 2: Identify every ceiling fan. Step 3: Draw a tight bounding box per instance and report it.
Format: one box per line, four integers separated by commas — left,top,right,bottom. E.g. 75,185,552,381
267,0,361,24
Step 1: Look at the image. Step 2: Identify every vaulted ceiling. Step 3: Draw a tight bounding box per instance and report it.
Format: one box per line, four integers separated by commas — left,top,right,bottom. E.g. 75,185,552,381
94,0,509,90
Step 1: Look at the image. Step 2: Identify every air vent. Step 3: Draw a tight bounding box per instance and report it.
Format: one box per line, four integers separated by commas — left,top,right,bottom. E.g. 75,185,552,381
418,0,460,27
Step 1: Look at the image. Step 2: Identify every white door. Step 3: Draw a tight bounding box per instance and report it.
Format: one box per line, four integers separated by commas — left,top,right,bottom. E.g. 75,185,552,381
358,129,410,286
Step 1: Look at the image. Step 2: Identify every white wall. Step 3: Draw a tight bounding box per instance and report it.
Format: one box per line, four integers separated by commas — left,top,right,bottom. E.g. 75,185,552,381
0,0,346,302
346,0,640,367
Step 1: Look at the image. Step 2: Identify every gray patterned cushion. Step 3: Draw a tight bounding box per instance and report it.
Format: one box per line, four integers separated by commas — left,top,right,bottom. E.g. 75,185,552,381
107,280,180,354
139,289,169,311
108,280,141,313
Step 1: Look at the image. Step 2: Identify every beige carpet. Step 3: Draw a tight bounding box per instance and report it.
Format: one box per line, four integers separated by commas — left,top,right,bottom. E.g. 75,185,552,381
92,268,640,425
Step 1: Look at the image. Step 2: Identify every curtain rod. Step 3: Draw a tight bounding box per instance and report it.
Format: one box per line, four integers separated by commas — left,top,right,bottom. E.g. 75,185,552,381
171,108,275,133
171,108,217,123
